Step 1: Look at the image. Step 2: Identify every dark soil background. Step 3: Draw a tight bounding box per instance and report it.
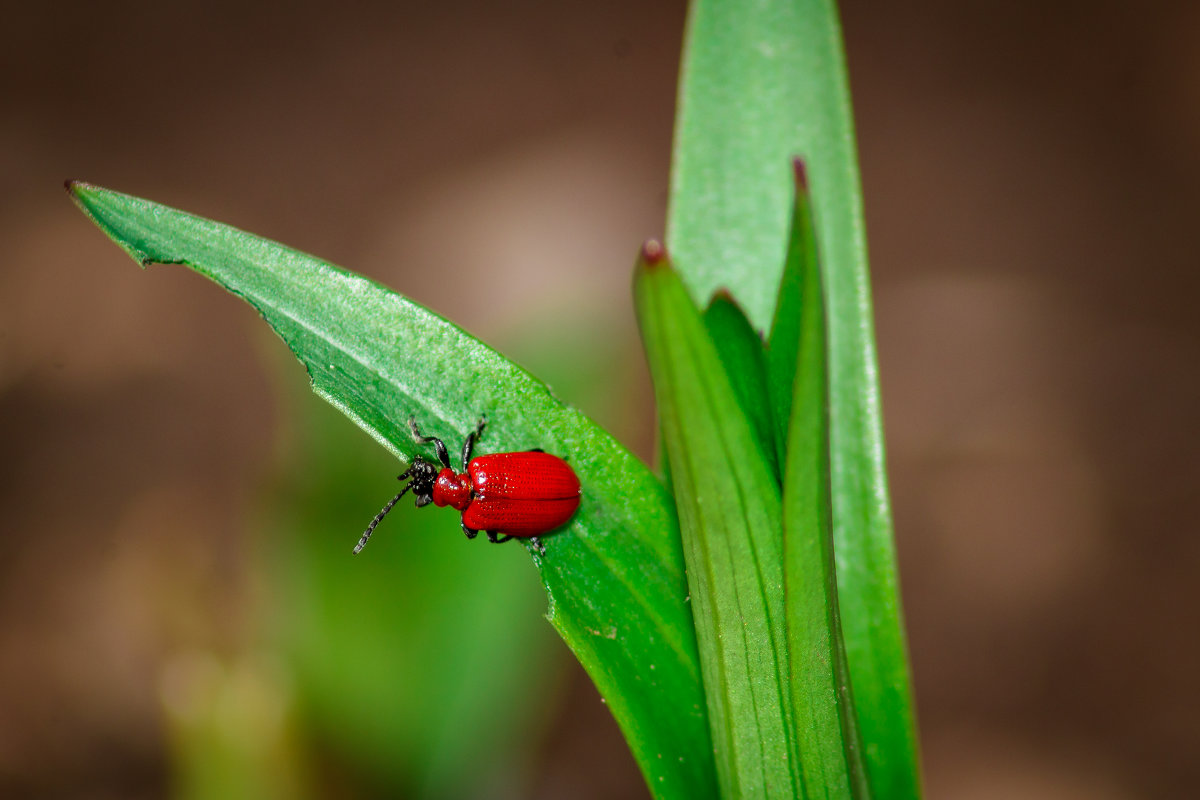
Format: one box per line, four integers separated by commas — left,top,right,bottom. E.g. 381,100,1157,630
2,1,1198,797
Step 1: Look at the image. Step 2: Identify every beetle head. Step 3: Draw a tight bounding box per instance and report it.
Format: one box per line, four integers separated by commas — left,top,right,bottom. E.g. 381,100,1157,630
404,455,439,506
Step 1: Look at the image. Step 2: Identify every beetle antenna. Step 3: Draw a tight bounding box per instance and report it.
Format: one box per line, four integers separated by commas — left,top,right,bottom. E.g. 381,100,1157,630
354,482,413,554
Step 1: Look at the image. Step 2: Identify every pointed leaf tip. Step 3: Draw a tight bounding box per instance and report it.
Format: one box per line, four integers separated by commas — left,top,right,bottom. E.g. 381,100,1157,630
708,287,735,305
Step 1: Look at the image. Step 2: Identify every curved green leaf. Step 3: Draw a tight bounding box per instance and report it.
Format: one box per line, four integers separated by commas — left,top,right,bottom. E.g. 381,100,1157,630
767,160,818,471
67,182,718,800
635,244,799,799
669,2,922,794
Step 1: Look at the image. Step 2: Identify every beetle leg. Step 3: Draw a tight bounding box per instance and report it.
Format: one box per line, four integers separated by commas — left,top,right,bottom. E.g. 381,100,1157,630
409,417,451,469
461,521,479,540
529,537,546,556
461,415,488,470
415,494,432,508
485,531,514,544
526,448,545,453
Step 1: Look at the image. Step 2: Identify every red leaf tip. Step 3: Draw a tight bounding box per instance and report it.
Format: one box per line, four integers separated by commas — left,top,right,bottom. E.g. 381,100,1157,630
792,157,809,192
641,238,667,265
63,179,97,197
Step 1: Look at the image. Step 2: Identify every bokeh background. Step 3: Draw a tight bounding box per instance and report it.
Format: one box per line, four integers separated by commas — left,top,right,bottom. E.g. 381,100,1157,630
3,0,1198,797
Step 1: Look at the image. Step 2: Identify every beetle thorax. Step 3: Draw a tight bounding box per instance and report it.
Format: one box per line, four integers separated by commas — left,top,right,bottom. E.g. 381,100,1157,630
431,468,473,510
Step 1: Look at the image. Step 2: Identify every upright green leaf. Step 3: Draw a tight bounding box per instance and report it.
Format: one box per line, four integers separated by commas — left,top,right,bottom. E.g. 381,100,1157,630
669,2,922,794
777,164,869,799
669,0,855,333
67,183,718,800
635,242,799,800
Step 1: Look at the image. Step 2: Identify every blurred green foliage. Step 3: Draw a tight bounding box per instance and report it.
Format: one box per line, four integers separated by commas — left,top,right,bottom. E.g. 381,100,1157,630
166,379,562,799
265,389,561,797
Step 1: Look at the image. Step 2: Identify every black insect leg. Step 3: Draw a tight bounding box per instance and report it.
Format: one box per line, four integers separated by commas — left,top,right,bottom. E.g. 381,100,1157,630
409,417,451,468
485,531,545,555
461,415,488,470
461,521,479,540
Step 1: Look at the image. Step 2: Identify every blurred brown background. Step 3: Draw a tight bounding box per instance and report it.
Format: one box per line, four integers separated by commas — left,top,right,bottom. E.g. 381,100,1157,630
3,0,1199,798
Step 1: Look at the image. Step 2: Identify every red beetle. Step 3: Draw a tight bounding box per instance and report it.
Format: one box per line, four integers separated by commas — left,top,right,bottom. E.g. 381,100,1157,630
353,417,580,555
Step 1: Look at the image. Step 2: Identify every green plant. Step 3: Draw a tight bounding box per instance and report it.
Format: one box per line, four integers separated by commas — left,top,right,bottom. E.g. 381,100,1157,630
70,0,919,797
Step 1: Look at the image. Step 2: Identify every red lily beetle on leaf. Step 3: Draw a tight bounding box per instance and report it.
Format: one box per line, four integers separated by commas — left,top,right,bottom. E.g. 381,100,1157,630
354,417,580,556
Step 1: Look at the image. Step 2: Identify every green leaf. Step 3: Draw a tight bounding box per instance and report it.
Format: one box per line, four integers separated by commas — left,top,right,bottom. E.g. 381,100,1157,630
767,161,818,472
67,182,718,800
635,243,799,799
702,291,778,480
777,163,870,799
669,2,922,795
